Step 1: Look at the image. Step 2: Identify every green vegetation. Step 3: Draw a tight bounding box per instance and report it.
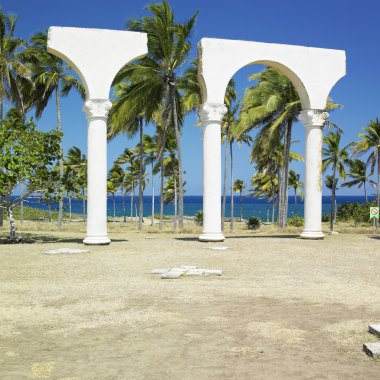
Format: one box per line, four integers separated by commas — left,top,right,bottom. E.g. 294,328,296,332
194,211,203,226
287,215,304,227
246,216,261,230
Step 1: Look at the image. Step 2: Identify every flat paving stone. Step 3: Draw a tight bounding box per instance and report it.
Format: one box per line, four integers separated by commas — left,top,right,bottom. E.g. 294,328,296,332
161,270,184,279
203,269,223,276
184,269,205,276
363,342,380,358
205,246,229,251
151,269,169,274
45,248,90,255
368,324,380,337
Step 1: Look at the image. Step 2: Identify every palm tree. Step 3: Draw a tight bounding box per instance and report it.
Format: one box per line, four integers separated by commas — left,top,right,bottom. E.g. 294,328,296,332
64,146,87,221
342,159,375,202
24,31,85,229
353,118,380,209
237,67,340,228
233,179,245,221
114,1,198,231
107,164,125,223
288,170,303,211
0,10,30,227
322,131,350,232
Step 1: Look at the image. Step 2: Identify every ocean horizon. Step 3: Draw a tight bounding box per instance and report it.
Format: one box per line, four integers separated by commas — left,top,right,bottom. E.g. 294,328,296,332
18,195,374,220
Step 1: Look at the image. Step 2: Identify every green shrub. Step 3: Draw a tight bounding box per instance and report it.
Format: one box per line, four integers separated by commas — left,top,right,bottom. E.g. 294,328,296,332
336,201,376,225
322,214,330,222
246,216,261,230
194,210,203,226
287,215,304,227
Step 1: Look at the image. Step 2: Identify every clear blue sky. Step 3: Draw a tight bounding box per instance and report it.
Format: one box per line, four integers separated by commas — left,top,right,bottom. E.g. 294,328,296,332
3,0,380,196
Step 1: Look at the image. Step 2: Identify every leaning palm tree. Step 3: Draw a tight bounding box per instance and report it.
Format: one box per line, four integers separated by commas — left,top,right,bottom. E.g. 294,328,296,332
107,164,125,223
352,118,380,209
233,179,245,222
24,31,85,229
288,170,303,211
342,159,375,202
322,131,350,232
114,1,198,231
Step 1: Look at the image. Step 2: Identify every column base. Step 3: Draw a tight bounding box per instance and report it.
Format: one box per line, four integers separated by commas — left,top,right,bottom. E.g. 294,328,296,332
83,235,111,245
300,230,325,240
199,232,225,242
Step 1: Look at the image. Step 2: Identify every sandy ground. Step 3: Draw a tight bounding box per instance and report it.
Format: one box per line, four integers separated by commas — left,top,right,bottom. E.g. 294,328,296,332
0,221,379,379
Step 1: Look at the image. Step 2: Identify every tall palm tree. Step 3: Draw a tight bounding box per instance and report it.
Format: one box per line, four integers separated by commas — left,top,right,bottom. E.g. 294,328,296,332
353,118,380,209
0,10,30,227
24,31,85,229
233,179,245,222
342,159,375,202
64,146,87,221
114,1,198,231
322,131,350,232
109,81,148,231
288,170,303,211
237,67,340,228
107,164,125,223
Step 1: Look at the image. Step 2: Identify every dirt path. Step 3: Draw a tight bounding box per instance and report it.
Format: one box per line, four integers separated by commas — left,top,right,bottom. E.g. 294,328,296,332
0,228,379,379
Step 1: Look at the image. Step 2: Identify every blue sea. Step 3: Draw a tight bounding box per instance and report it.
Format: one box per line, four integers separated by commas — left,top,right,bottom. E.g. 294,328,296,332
20,195,373,220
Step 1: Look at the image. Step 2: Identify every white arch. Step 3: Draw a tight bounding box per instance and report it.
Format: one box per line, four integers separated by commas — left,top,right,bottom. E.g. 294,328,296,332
197,38,346,241
48,27,147,245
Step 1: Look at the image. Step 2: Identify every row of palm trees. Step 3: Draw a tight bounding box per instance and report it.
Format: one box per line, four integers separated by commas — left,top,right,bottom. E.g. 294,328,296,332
1,2,379,233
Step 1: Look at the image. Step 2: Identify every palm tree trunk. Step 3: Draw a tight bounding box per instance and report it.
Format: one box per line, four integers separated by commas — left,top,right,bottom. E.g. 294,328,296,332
330,166,337,232
364,181,368,203
272,200,276,223
20,181,24,225
6,204,16,242
240,190,243,222
266,202,270,222
160,154,164,231
82,188,86,222
122,192,126,222
0,98,3,228
222,134,229,231
230,141,234,232
171,85,184,231
377,148,380,210
113,193,116,223
130,180,134,222
68,195,72,222
48,200,52,223
56,88,64,229
174,171,177,231
138,118,144,231
294,188,297,211
151,163,155,227
279,121,292,228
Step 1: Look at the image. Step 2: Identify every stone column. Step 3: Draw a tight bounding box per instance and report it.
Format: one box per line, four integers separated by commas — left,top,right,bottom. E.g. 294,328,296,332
83,99,112,245
299,109,329,240
198,103,227,242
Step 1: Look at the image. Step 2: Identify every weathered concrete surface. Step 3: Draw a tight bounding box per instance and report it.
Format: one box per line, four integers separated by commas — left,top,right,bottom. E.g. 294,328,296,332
45,248,89,255
363,342,380,358
368,324,380,337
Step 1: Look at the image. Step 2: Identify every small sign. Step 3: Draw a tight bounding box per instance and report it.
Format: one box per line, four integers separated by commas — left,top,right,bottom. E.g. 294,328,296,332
370,207,379,219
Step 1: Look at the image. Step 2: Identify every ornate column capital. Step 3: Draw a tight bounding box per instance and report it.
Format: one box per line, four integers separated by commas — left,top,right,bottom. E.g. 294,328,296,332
198,103,227,124
83,99,112,119
299,109,329,127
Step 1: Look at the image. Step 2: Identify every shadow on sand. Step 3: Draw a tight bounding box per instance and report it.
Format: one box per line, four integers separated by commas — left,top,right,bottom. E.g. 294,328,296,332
175,234,299,242
0,234,128,245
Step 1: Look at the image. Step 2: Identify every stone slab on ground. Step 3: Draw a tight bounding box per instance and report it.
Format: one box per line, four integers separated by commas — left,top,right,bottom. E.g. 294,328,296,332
145,236,156,239
151,269,169,274
202,269,223,276
368,324,380,337
184,269,205,276
45,248,90,255
205,246,229,251
161,270,185,279
363,342,380,358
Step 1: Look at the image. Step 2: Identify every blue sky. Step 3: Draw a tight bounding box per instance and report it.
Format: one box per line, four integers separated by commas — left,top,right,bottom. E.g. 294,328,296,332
3,0,380,196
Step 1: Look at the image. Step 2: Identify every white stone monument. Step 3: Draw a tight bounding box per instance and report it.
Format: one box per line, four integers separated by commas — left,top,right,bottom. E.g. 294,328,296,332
197,38,346,241
48,27,147,245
